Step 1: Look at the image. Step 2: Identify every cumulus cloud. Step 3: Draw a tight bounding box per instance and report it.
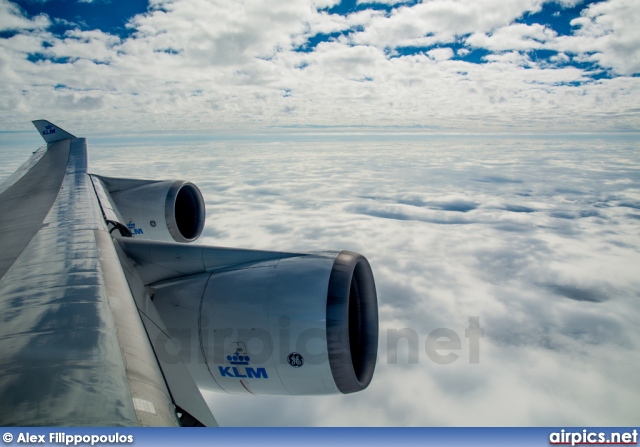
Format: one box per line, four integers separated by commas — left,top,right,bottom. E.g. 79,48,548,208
555,0,640,75
128,0,313,65
0,0,49,32
466,23,557,51
47,29,121,63
313,0,341,7
347,0,549,48
426,47,454,61
356,0,412,5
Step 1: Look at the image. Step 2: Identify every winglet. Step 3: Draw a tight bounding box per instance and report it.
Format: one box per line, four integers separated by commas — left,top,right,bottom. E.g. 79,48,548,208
32,120,76,143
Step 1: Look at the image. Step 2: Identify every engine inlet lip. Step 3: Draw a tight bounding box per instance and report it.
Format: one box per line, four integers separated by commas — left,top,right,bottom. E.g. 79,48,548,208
326,250,378,394
166,181,206,243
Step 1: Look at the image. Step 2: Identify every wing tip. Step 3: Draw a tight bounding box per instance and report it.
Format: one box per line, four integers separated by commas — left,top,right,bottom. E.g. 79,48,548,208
32,120,76,144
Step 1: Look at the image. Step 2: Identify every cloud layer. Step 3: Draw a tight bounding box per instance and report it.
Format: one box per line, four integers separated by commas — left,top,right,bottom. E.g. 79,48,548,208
70,132,639,426
0,0,639,132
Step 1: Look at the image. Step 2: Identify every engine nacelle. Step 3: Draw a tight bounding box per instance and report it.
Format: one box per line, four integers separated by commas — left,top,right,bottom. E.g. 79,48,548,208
152,250,378,396
94,176,205,243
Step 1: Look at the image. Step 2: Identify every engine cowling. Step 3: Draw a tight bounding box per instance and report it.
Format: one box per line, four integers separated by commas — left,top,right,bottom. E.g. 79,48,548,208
151,250,378,396
94,176,205,243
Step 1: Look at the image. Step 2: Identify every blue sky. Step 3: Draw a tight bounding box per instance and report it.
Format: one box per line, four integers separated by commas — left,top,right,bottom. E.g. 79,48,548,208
8,0,148,38
0,0,639,131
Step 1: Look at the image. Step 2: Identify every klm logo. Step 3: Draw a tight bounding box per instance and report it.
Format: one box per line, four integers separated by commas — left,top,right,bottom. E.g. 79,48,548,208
219,349,268,379
42,125,56,136
127,220,144,235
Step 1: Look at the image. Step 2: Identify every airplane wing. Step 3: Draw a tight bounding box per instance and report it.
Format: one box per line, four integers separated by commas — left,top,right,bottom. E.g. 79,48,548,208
0,121,378,427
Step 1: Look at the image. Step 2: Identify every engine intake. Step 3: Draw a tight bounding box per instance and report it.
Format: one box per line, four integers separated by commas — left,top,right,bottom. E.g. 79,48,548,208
327,251,378,394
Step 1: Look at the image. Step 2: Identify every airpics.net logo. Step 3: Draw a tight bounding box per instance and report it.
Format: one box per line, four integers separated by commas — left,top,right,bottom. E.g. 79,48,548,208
549,429,638,446
2,432,133,446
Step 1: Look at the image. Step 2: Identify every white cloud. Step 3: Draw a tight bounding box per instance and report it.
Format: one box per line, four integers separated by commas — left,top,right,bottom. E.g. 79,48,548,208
356,0,410,4
312,0,341,7
554,0,640,75
550,52,570,63
128,0,314,65
426,47,454,61
0,0,49,32
554,0,582,6
47,29,121,62
466,23,557,51
348,0,547,49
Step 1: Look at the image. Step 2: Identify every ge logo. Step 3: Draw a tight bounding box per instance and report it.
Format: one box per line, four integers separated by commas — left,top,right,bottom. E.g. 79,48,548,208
149,220,157,227
287,352,304,368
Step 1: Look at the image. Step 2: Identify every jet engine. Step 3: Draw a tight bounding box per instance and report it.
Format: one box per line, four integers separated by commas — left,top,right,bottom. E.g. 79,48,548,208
92,176,205,243
148,249,378,396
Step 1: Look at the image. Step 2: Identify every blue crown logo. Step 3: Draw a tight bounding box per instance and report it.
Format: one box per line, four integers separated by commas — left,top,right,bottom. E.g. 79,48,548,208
218,341,268,379
227,351,250,365
42,124,56,136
